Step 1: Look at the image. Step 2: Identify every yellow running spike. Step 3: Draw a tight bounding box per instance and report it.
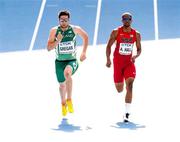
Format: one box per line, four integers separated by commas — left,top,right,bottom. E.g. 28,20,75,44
66,100,74,113
62,104,67,116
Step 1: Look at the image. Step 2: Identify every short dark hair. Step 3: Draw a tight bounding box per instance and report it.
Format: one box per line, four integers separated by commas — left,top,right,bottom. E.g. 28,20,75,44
58,10,70,19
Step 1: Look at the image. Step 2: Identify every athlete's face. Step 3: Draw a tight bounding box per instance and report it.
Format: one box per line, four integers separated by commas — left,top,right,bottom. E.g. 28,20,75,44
122,15,132,27
59,15,69,28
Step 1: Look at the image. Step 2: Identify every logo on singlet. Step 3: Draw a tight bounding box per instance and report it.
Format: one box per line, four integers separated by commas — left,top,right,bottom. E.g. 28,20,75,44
64,34,74,38
121,37,133,43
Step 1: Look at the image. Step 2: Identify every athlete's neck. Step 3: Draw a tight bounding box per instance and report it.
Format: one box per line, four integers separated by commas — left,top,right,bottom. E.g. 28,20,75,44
122,26,131,33
60,25,69,31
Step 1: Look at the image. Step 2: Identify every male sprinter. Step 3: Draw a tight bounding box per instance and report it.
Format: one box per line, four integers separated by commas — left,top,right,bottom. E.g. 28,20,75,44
47,10,88,116
106,12,141,122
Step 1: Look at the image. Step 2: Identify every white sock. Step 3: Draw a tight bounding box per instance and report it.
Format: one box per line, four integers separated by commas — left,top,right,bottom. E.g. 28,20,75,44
125,103,131,114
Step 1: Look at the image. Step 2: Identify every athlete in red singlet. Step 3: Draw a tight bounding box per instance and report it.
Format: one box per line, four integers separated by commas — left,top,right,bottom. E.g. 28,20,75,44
106,12,142,122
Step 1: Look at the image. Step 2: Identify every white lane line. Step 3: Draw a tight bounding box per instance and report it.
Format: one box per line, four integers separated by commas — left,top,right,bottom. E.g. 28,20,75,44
93,0,102,47
154,0,159,40
29,0,46,51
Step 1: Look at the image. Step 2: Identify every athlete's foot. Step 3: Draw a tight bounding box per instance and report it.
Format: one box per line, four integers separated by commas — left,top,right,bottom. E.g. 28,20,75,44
66,99,74,113
123,113,130,123
62,104,67,116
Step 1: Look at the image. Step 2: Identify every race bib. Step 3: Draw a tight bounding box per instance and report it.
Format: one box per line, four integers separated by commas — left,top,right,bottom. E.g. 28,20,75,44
58,41,76,54
119,43,133,55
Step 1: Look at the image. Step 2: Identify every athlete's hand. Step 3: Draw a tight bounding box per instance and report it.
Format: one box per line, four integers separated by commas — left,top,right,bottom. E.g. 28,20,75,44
80,52,86,62
131,56,136,63
106,59,111,68
56,32,63,42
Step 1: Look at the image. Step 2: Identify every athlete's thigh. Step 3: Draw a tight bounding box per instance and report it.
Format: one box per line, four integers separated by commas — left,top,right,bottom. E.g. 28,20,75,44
124,63,136,80
113,58,124,83
55,60,66,83
66,60,79,75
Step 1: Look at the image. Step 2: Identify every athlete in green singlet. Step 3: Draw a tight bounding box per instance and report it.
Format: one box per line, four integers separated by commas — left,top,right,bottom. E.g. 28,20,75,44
47,10,88,116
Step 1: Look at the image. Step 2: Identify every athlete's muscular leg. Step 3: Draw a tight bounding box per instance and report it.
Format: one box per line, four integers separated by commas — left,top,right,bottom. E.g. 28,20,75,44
59,82,66,105
115,82,124,93
64,65,73,100
125,77,134,103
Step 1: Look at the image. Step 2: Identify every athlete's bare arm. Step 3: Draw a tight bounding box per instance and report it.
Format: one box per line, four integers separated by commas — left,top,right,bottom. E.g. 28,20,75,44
47,27,63,51
73,26,89,61
132,31,142,62
106,29,118,67
135,32,142,57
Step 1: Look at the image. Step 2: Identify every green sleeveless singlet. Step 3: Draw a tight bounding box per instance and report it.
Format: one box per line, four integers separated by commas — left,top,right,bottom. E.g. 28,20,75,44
55,25,77,61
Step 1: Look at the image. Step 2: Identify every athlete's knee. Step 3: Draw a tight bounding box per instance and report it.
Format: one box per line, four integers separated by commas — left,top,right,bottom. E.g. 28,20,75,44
64,69,72,79
115,85,124,93
59,83,66,90
126,82,133,92
65,71,71,78
117,87,123,93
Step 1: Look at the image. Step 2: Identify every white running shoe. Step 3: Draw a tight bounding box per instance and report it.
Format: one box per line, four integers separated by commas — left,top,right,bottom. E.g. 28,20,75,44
123,113,130,123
